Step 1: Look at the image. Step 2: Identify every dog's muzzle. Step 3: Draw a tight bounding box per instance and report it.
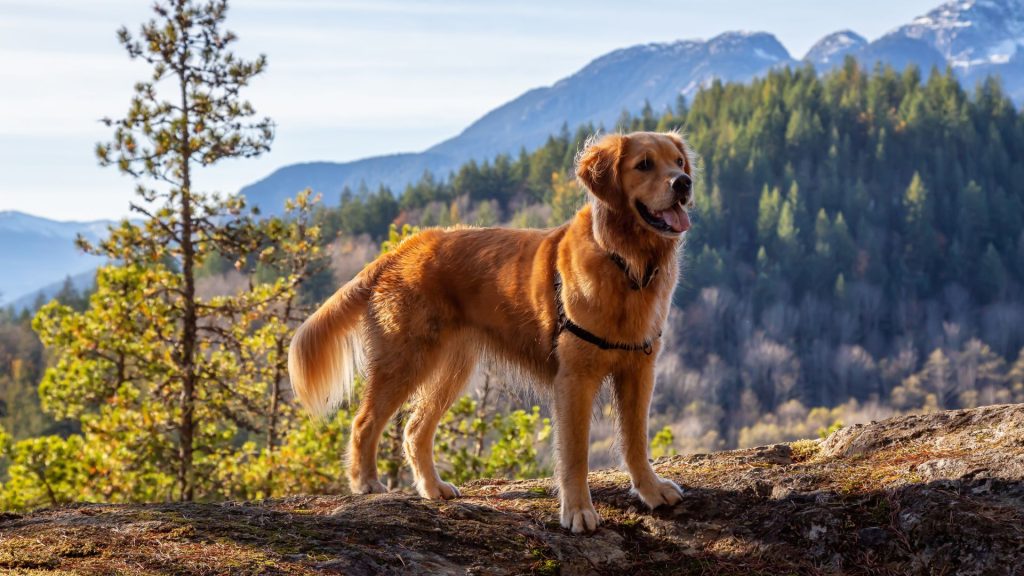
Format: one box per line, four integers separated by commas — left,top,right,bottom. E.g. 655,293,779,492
671,173,692,205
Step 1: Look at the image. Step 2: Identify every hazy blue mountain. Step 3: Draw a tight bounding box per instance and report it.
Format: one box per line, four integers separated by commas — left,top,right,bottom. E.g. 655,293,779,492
7,269,95,313
857,34,949,72
895,0,1024,102
239,0,1024,216
896,0,1024,67
0,211,107,307
807,0,1023,102
804,31,868,68
240,32,795,214
429,32,793,162
239,152,457,218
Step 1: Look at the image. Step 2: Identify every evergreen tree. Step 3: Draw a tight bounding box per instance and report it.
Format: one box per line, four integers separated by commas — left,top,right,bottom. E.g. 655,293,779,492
474,200,498,227
902,172,936,294
977,243,1007,303
776,199,799,272
756,185,781,247
548,172,581,227
53,0,309,501
958,180,989,269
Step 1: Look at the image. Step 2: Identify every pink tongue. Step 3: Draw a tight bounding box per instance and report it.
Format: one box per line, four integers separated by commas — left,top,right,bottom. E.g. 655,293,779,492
659,204,691,233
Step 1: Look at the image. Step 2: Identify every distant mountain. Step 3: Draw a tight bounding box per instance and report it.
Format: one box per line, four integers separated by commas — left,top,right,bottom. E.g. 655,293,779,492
858,34,949,73
804,30,868,68
240,31,795,214
239,153,456,217
897,0,1024,68
7,269,95,313
0,211,108,307
428,32,792,162
808,0,1024,101
897,0,1024,100
241,0,1024,216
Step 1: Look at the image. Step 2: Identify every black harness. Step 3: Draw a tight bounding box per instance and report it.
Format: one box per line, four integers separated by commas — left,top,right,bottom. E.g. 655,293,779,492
553,253,661,355
608,252,659,291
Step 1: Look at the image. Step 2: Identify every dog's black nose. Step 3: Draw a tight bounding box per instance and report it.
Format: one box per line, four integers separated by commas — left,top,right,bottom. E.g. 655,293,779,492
671,173,692,202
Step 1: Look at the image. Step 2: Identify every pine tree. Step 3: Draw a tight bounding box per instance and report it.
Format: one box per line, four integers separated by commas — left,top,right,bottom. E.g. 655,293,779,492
814,208,832,258
548,172,581,227
47,0,315,501
977,243,1007,303
757,185,781,247
834,273,846,302
959,180,989,257
474,200,498,227
776,199,800,273
902,172,936,294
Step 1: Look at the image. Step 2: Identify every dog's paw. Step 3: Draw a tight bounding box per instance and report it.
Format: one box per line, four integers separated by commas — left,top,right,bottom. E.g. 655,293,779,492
437,481,461,499
560,503,601,534
352,479,388,495
418,480,461,500
634,476,684,509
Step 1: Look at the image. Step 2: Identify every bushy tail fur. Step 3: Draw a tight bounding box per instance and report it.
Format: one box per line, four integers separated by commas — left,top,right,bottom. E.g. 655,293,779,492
288,268,376,420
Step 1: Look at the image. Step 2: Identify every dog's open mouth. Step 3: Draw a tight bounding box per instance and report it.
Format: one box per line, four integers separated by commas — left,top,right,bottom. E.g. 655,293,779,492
636,200,691,234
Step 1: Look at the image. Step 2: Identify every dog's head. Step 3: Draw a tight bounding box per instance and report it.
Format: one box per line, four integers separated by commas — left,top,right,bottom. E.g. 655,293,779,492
576,131,694,238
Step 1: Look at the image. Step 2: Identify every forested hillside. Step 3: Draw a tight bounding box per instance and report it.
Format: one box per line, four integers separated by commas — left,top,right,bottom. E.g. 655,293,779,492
3,59,1024,509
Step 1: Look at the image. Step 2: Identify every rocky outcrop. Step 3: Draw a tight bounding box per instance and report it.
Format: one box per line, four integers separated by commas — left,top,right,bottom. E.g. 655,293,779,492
2,403,1023,575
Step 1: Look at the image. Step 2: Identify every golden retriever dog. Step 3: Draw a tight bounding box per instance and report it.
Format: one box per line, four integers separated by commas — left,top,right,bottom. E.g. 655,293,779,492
289,131,694,533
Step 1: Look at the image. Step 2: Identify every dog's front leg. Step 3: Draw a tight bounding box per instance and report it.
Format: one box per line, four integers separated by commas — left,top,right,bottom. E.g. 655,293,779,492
553,366,603,533
613,362,684,510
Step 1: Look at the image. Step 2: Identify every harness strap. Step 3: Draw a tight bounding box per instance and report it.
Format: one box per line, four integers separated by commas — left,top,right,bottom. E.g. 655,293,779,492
608,252,659,291
553,271,659,355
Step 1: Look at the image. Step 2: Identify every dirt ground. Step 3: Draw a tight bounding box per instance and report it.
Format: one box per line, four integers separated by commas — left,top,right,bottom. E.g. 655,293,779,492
2,403,1023,575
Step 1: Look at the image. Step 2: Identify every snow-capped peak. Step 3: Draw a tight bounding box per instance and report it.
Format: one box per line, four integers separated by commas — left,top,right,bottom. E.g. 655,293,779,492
804,30,868,66
893,0,1024,67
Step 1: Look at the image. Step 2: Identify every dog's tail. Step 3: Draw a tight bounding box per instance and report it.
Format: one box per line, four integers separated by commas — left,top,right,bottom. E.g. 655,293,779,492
288,255,390,419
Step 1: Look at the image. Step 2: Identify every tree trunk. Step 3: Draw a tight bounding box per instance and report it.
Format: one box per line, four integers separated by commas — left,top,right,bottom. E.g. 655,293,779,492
176,7,197,502
265,298,294,495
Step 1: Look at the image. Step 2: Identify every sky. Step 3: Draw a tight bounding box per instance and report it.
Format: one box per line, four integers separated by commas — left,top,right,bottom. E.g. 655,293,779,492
0,0,941,222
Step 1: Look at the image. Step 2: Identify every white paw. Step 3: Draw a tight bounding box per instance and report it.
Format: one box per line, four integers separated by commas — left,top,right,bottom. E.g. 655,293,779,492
352,479,388,495
418,479,461,500
634,476,684,509
560,502,602,534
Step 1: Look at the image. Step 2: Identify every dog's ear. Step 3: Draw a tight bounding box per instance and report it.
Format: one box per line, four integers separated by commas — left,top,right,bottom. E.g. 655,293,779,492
664,131,694,175
576,134,627,204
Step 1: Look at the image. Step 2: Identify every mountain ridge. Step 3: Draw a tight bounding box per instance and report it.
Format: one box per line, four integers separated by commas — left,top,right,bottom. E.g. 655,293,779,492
0,211,111,240
812,0,1024,100
803,30,868,67
239,31,797,213
240,0,1024,216
0,211,108,307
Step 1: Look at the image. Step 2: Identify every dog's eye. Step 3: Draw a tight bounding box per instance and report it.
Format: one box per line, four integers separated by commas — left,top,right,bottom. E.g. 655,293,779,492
635,158,653,171
676,158,685,168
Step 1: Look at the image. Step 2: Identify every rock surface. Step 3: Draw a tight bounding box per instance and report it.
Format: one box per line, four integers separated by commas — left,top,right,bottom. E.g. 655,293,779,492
2,404,1023,575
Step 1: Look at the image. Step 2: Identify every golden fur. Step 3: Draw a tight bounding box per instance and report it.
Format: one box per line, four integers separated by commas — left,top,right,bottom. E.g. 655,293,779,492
289,131,694,533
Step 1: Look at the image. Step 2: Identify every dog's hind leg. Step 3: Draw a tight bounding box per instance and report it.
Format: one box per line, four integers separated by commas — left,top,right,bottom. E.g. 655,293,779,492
404,345,476,500
348,335,445,495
